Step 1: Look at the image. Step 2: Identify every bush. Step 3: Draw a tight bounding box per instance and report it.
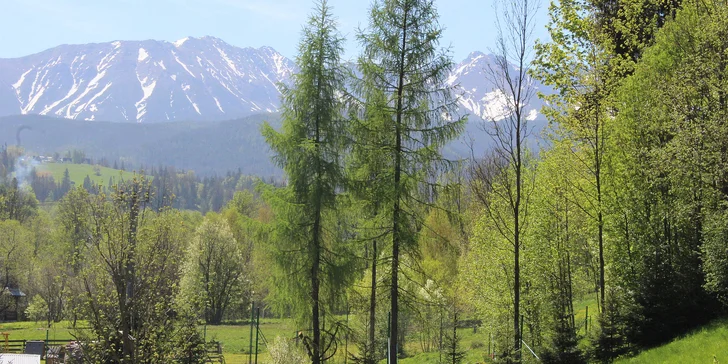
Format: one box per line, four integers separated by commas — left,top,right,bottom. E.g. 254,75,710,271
25,295,48,323
268,336,308,364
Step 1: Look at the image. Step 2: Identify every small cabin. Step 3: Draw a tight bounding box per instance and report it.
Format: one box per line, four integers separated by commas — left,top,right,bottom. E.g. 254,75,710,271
2,287,26,321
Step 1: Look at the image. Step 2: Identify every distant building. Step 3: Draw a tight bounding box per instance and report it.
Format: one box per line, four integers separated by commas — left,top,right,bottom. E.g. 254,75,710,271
1,287,26,321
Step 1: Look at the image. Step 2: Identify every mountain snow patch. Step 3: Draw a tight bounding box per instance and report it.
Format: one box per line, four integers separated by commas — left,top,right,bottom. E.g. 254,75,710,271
138,48,149,62
174,37,189,47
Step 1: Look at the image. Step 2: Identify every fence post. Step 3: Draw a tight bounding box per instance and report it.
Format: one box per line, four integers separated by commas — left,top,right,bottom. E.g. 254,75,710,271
249,302,254,364
345,304,349,364
254,307,260,364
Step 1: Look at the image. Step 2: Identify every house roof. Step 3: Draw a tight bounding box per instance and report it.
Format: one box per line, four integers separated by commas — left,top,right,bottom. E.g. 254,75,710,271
4,287,26,297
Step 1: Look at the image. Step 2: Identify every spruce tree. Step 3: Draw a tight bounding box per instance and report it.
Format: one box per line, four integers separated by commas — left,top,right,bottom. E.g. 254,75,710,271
351,1,465,362
261,1,351,362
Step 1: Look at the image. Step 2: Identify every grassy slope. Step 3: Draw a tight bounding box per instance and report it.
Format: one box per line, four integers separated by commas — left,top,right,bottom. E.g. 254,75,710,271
616,318,728,364
37,162,143,187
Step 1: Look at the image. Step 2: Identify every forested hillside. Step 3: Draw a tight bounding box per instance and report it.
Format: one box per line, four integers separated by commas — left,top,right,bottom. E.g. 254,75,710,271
0,113,505,178
2,0,727,363
0,113,280,176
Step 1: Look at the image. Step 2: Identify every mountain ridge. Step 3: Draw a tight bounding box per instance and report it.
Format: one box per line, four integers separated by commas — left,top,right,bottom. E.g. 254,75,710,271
0,36,295,122
0,36,545,123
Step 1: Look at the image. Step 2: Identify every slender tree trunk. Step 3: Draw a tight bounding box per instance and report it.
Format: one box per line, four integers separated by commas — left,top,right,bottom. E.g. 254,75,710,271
368,239,377,364
514,105,523,362
311,19,327,362
595,101,605,311
311,114,323,364
391,177,400,364
312,244,321,364
123,187,140,360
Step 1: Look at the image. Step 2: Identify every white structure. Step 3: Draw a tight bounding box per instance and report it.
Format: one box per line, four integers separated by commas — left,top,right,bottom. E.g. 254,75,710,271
0,353,41,364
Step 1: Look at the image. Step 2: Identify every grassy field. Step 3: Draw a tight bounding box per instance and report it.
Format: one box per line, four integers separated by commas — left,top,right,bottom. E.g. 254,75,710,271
0,320,78,342
0,319,290,364
203,319,295,364
0,318,494,364
615,318,728,364
37,162,145,187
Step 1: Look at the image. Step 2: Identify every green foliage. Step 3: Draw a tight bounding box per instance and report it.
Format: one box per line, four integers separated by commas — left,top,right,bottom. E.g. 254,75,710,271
24,295,47,323
703,208,728,304
180,214,248,325
0,219,34,289
614,318,728,364
268,336,309,364
0,177,38,223
0,113,281,177
38,162,139,187
170,318,209,364
261,2,354,362
352,1,465,361
72,176,192,362
590,0,682,77
591,288,631,362
3,1,728,362
609,0,728,348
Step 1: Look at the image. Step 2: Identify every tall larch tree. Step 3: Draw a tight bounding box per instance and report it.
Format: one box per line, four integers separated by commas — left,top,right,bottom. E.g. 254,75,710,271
351,1,465,362
261,1,351,362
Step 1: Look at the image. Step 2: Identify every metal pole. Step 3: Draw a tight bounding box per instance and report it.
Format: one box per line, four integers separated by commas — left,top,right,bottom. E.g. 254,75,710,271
439,305,443,364
521,339,540,360
254,307,260,364
249,302,254,364
489,332,491,358
519,314,524,362
387,311,391,364
345,303,349,364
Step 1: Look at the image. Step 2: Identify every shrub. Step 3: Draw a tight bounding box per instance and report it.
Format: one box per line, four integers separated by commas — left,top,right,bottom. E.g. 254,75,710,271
268,336,308,364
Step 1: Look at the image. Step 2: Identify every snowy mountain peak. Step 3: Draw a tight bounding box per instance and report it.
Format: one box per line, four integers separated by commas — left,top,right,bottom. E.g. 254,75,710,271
447,51,542,121
173,37,190,47
0,37,295,122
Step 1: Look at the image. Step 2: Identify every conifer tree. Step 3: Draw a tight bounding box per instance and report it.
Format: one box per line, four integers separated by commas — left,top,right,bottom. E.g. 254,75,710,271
261,1,352,362
351,1,465,362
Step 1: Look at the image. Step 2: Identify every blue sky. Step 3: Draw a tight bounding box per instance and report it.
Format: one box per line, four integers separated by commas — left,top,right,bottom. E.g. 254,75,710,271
0,0,550,61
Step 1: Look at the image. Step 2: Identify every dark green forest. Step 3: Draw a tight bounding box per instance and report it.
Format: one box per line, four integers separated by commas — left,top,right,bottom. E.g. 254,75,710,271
3,0,728,363
0,113,281,177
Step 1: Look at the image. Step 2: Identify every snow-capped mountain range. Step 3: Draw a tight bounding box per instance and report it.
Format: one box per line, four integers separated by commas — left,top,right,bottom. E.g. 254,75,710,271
0,37,544,123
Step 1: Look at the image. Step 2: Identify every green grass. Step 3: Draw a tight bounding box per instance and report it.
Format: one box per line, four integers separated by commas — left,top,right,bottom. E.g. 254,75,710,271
574,296,598,334
37,162,144,187
616,318,728,364
0,318,495,364
204,318,294,364
0,320,78,342
0,319,290,364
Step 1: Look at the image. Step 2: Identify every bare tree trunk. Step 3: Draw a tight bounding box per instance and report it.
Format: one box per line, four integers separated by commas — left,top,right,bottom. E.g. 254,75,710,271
123,184,141,360
482,0,539,360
